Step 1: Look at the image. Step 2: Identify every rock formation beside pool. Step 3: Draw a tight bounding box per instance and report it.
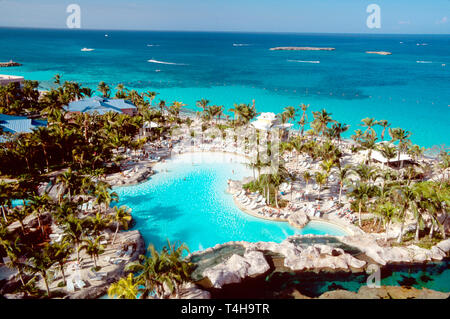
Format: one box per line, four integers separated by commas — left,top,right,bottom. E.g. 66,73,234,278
202,250,270,289
288,211,310,229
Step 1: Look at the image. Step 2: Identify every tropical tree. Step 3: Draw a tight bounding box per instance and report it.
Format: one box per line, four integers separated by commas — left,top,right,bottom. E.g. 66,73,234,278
391,185,416,243
376,120,391,141
111,206,132,245
78,236,105,268
108,273,140,299
97,81,111,98
26,245,56,297
48,239,72,285
62,215,85,263
348,182,377,227
374,201,398,242
389,128,412,168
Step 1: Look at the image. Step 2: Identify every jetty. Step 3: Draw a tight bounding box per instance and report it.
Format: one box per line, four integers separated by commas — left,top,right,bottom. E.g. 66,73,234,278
0,60,22,67
270,47,335,51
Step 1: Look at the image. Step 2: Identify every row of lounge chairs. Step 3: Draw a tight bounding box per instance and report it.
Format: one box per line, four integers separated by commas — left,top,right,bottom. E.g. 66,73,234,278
235,190,265,210
259,207,290,219
336,209,357,223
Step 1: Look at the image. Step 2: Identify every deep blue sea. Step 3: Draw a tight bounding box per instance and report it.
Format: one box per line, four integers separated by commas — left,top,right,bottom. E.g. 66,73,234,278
0,28,449,149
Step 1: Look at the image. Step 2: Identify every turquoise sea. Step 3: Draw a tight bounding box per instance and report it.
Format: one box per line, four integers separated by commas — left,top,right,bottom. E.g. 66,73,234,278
0,28,449,149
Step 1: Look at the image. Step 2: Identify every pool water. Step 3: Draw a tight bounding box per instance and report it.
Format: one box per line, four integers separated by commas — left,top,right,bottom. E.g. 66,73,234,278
113,152,348,252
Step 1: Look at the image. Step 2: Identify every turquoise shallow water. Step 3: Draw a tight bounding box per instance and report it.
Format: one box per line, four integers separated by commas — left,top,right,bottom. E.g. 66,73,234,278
0,28,449,149
113,152,348,252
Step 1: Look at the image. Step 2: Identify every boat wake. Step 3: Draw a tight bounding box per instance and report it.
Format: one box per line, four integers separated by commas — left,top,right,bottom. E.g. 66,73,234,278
416,61,432,64
81,48,95,52
288,60,320,64
148,59,187,65
233,43,251,47
147,44,160,47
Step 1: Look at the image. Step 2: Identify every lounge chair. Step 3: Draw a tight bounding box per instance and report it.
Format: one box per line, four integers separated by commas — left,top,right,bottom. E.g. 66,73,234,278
75,278,86,289
124,246,133,256
66,278,75,292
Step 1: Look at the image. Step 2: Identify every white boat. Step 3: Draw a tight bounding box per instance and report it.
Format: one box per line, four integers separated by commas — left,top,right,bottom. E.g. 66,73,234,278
81,48,95,52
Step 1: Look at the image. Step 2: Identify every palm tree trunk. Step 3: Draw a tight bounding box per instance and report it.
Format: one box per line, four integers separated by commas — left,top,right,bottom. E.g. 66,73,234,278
358,201,362,227
397,220,405,243
385,221,389,242
60,264,66,285
338,184,343,204
112,224,119,245
415,219,420,242
42,273,50,297
1,206,7,223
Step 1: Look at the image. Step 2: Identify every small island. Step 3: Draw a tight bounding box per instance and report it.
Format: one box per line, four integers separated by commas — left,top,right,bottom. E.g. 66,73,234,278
270,47,335,51
0,60,22,67
366,51,392,55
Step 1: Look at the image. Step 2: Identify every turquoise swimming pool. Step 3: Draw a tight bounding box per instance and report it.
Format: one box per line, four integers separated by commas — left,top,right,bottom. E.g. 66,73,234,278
113,152,349,252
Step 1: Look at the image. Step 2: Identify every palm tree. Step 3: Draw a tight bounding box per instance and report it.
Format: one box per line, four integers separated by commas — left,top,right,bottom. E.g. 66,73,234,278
378,142,397,169
312,109,334,137
337,164,352,204
348,182,376,227
196,98,210,111
111,206,132,245
314,171,328,200
56,168,78,203
330,122,349,145
28,193,52,236
360,117,377,138
78,236,105,268
32,126,51,171
97,81,111,98
374,201,398,242
94,181,119,214
27,245,56,297
283,106,297,124
108,273,140,299
10,206,29,235
1,237,28,287
53,74,61,86
143,91,159,106
0,181,12,223
389,128,412,168
391,185,416,243
62,215,85,264
376,120,391,141
302,171,312,188
125,241,192,299
48,239,72,285
87,212,110,237
297,103,309,136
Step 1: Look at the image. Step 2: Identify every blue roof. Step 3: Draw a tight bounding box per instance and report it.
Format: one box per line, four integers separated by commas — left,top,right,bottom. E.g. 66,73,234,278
65,97,137,114
0,114,47,142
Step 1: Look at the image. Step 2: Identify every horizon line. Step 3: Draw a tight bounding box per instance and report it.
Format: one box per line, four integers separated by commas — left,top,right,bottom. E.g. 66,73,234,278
0,25,449,36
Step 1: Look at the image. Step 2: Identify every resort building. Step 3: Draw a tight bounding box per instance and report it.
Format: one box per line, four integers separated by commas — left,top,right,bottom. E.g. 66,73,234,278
65,96,137,116
0,74,24,86
250,112,293,140
0,114,47,142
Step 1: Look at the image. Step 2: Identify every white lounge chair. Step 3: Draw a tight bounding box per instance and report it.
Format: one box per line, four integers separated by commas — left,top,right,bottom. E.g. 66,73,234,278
66,278,75,292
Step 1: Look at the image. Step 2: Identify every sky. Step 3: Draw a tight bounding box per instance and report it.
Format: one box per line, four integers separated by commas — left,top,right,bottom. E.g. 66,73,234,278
0,0,449,34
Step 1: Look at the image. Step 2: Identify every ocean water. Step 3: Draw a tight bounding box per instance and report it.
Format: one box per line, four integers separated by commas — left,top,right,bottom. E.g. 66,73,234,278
0,28,449,148
113,152,348,252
